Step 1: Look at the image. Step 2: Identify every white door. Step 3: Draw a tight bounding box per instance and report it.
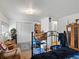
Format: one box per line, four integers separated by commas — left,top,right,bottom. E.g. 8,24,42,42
16,22,34,50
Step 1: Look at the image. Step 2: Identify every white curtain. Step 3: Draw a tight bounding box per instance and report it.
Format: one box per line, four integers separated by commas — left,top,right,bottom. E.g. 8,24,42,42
1,22,9,41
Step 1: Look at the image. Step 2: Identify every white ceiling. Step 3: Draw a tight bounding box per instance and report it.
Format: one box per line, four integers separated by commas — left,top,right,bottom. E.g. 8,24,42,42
0,0,79,21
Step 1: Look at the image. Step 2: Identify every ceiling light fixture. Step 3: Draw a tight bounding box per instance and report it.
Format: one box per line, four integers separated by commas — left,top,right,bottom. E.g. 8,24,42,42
21,2,41,15
22,8,40,15
24,8,36,15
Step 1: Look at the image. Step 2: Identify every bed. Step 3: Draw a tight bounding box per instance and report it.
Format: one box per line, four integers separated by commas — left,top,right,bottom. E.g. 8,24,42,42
31,47,78,59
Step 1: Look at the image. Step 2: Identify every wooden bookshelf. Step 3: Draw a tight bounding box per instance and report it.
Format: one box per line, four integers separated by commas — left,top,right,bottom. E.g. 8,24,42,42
67,22,79,51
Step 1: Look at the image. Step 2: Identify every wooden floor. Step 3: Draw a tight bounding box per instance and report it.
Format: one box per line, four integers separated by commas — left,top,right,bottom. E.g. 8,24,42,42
21,50,31,59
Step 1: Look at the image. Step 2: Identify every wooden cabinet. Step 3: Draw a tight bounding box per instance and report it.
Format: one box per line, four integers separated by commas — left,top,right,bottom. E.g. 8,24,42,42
67,23,79,51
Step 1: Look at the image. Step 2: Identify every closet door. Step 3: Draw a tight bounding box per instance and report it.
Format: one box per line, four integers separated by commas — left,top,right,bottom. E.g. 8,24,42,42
74,26,78,48
16,22,34,50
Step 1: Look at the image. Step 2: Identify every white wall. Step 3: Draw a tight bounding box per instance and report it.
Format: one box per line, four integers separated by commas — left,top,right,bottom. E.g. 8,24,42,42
58,17,67,33
9,17,40,31
9,19,40,32
0,12,9,24
58,13,79,33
